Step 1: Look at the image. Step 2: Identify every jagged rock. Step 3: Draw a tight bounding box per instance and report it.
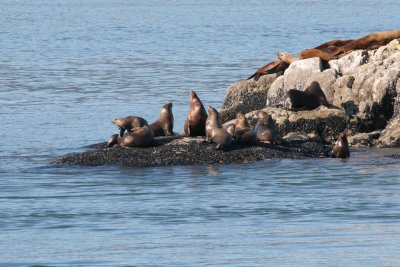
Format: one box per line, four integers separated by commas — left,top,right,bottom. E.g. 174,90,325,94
221,38,400,147
347,131,381,147
219,73,279,122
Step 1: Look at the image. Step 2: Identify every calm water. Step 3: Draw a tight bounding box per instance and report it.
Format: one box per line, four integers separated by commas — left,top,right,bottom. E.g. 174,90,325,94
1,0,400,266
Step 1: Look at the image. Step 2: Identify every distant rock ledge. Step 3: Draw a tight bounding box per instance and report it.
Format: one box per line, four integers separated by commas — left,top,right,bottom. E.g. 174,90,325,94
52,136,330,167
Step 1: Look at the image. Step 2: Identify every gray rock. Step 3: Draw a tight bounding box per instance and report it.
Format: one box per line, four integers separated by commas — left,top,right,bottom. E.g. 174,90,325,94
219,73,279,122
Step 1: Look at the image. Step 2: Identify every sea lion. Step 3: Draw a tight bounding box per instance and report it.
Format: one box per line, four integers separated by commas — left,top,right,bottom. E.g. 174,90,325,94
233,113,258,145
277,52,299,64
205,106,232,149
299,48,337,62
284,81,330,111
119,126,154,147
107,134,119,147
331,133,350,158
112,116,154,147
255,113,277,144
112,116,149,137
335,29,400,56
183,90,208,137
248,60,290,81
150,103,174,136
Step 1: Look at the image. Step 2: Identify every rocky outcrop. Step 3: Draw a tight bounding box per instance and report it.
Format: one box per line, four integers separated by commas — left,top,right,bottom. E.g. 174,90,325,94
221,39,400,147
219,73,279,122
53,136,331,167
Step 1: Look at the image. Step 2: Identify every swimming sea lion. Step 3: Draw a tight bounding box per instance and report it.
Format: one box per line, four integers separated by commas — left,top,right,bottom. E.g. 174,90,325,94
107,134,119,147
184,90,208,137
248,60,290,81
205,106,232,149
335,29,400,56
255,113,277,144
233,113,258,145
150,103,174,136
284,81,330,111
331,133,350,158
112,116,154,147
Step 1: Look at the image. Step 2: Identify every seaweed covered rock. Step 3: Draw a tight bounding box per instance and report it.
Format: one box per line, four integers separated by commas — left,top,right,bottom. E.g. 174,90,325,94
52,136,331,168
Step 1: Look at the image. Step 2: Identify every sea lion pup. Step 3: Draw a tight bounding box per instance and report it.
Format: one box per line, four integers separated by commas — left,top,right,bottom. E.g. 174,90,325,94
284,81,330,111
254,112,277,144
112,116,154,147
247,60,290,81
233,113,258,145
335,29,400,56
205,106,232,149
183,90,208,136
331,133,350,158
150,103,174,136
107,134,119,147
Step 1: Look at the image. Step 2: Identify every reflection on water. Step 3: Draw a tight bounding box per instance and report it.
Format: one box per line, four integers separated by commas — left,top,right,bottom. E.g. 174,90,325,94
1,0,400,266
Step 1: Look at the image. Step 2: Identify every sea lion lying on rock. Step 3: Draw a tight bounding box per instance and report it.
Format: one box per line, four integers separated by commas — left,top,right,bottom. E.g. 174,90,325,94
284,81,330,111
254,111,277,144
331,133,350,158
184,90,208,137
150,103,174,136
205,106,232,149
335,29,400,56
112,116,154,147
247,60,290,81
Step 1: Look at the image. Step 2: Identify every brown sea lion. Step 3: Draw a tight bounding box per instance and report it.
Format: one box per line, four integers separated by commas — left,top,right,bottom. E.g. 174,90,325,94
112,116,154,147
233,113,258,145
119,126,154,147
284,81,330,111
314,39,353,51
331,133,350,158
255,113,277,144
183,90,208,137
277,52,299,64
299,48,337,62
205,106,232,149
112,116,149,137
248,60,290,81
150,103,174,137
335,29,400,56
107,134,119,147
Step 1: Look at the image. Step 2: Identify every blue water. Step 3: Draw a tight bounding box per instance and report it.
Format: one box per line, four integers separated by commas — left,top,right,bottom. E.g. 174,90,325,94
1,0,400,266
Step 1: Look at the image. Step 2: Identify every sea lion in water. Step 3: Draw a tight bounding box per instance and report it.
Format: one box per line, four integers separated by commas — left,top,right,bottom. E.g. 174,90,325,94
205,106,232,149
112,116,154,147
107,134,119,147
248,60,290,81
184,90,208,136
331,133,350,158
255,112,277,144
284,81,330,111
335,29,400,56
233,113,258,145
150,103,174,136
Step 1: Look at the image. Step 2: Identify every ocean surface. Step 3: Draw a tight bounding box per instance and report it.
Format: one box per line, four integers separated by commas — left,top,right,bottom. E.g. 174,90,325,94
1,0,400,266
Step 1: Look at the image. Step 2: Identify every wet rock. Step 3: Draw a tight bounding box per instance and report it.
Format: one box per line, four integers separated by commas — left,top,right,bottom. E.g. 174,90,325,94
53,136,331,167
347,131,381,147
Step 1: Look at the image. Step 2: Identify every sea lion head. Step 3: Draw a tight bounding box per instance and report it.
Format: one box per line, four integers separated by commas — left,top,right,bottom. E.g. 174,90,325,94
162,102,173,111
225,123,236,136
107,134,119,147
255,110,268,120
207,106,218,117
